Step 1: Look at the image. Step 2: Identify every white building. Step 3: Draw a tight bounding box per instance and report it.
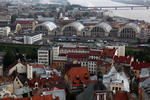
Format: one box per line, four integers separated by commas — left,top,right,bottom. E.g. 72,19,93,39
24,33,42,44
0,27,11,36
38,46,52,66
103,65,130,93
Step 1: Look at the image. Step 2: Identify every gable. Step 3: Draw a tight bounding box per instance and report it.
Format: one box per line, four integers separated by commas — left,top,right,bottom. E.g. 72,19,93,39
8,62,27,75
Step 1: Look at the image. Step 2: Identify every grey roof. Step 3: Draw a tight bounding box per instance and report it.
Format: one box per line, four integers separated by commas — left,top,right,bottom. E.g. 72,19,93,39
140,68,150,78
16,18,34,21
41,21,57,31
124,23,141,33
25,33,42,36
14,87,31,95
103,66,129,92
37,16,55,22
96,22,112,33
69,22,85,31
43,89,66,100
39,46,51,50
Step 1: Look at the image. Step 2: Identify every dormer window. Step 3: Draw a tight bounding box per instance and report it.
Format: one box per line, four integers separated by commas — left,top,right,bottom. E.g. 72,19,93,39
73,80,76,84
76,75,80,80
35,82,38,88
84,73,89,80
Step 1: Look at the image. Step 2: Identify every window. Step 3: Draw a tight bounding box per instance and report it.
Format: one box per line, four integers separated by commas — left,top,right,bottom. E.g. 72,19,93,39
112,87,114,90
100,95,103,99
119,88,121,90
116,87,118,91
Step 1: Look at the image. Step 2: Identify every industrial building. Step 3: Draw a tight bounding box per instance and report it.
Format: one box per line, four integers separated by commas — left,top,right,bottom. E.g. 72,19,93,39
118,23,141,39
62,22,84,36
33,21,57,35
90,22,112,37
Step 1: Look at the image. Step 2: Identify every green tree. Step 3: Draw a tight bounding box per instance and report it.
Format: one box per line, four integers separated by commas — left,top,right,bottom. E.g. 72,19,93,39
3,50,16,72
11,14,18,24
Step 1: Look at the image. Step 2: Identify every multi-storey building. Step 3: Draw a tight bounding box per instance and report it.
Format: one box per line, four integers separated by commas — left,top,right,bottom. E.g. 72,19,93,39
23,33,42,44
38,46,52,66
15,18,36,33
52,45,116,74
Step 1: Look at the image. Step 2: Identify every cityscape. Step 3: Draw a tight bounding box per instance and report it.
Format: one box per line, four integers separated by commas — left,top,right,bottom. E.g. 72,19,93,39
0,0,150,100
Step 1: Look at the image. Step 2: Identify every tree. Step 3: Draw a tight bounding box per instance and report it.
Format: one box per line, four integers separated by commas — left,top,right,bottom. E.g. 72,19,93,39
3,50,16,72
11,14,18,24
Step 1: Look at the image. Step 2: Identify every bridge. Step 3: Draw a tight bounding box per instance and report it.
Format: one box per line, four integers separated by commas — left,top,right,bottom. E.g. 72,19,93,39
80,5,150,10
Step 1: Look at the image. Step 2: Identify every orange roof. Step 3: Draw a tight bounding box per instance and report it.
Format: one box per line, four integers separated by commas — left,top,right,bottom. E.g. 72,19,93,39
67,67,91,87
115,91,129,100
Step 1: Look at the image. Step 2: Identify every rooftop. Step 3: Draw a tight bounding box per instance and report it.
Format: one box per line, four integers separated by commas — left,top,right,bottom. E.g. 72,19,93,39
131,62,150,70
66,67,91,87
39,46,51,51
114,56,134,64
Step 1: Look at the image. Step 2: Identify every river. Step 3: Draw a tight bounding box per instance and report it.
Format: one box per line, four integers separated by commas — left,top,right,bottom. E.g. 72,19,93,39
68,0,150,23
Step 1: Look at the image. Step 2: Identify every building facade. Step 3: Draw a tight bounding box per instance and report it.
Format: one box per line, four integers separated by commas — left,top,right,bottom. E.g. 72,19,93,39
24,33,42,44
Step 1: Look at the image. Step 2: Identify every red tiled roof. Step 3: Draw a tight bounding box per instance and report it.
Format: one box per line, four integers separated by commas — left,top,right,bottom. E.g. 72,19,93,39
0,77,12,83
66,67,91,87
115,91,129,100
89,50,102,56
2,95,53,100
131,62,150,70
2,98,14,100
15,21,33,24
102,48,116,58
114,56,134,64
67,53,89,60
15,97,30,100
29,64,45,68
60,46,90,50
28,76,65,89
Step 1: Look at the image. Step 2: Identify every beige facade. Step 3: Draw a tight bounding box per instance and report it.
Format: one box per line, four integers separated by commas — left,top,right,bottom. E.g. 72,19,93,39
8,62,27,76
0,65,3,77
13,76,24,89
110,82,124,93
27,64,33,79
